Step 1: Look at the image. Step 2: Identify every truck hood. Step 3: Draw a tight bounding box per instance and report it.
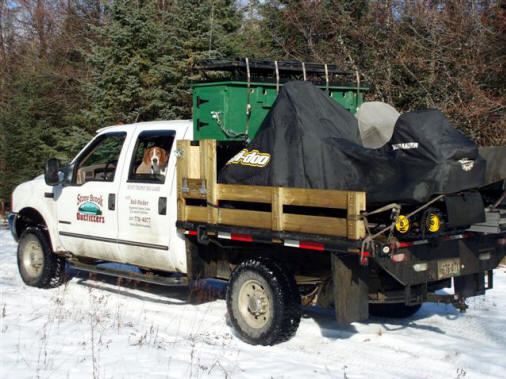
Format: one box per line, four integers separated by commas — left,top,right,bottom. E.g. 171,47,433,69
12,174,50,212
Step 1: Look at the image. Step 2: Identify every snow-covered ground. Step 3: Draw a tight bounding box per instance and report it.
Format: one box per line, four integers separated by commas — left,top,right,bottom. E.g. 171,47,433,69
1,228,505,379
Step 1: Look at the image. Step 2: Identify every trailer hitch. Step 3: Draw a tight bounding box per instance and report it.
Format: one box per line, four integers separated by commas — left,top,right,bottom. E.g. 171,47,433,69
453,296,469,312
426,293,469,313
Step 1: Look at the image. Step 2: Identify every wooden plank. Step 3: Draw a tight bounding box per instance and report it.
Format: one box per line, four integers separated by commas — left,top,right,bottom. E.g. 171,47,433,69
346,192,366,216
187,145,201,178
272,187,284,231
283,214,347,237
217,184,272,203
185,206,208,223
176,140,191,221
346,220,366,240
199,140,207,182
347,192,366,240
182,178,207,199
218,208,272,229
201,140,218,224
283,188,350,209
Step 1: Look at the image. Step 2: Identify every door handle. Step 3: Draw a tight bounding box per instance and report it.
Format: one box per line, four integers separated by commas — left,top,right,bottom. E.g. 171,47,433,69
158,197,167,215
108,194,115,210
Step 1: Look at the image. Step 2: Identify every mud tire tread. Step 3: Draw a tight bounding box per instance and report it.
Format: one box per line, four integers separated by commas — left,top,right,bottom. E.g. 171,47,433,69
17,227,68,289
226,257,301,345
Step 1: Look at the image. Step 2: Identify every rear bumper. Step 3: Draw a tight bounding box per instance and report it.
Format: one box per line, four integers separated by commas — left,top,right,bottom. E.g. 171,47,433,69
374,232,505,288
7,212,18,242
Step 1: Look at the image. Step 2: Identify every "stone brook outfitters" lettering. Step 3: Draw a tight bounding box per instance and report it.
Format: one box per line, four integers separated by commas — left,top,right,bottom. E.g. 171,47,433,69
76,194,103,207
76,213,105,223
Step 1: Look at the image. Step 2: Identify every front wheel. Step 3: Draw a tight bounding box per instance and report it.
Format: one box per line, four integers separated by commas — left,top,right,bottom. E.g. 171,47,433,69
17,227,67,288
226,258,301,345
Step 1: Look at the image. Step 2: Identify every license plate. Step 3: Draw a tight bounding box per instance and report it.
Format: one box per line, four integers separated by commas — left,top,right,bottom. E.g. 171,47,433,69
437,258,461,279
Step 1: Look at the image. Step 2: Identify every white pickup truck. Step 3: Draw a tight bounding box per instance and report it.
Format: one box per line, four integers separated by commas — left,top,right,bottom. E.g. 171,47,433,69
9,120,506,345
11,121,192,274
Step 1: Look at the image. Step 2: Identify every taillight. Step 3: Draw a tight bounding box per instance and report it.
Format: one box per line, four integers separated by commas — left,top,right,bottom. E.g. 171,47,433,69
391,253,407,263
498,238,506,246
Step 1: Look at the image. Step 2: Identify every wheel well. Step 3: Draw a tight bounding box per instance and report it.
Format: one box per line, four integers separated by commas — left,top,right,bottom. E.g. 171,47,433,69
186,237,330,281
15,208,48,240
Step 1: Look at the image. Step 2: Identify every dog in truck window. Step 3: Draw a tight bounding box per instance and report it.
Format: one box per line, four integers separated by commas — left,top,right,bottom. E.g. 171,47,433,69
136,147,168,176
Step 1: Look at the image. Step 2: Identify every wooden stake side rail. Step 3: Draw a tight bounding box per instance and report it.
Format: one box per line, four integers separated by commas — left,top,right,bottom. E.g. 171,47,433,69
176,140,366,240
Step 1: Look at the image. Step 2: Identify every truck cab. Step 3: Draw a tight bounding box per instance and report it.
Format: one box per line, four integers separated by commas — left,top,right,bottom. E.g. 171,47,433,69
10,120,193,273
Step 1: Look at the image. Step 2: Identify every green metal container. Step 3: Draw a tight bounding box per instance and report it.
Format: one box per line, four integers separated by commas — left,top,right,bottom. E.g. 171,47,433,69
192,81,366,141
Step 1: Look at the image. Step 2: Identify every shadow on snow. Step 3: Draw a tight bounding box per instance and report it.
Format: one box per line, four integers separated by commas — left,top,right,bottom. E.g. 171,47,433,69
67,263,462,340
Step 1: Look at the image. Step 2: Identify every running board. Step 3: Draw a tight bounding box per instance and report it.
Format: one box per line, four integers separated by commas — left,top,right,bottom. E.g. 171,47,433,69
68,261,189,287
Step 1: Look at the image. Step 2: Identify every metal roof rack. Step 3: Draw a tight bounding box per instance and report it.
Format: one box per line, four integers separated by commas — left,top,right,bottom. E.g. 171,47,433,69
196,57,353,76
195,58,365,90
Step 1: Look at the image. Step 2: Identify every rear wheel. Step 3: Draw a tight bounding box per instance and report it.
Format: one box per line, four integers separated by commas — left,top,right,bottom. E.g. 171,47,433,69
227,258,301,345
17,227,67,288
369,303,422,318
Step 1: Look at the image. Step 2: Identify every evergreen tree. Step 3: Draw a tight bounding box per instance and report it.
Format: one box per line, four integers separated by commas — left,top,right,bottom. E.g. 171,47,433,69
83,0,242,127
0,72,74,201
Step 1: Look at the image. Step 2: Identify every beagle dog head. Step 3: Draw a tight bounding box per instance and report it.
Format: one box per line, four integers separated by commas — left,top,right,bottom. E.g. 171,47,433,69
143,147,168,174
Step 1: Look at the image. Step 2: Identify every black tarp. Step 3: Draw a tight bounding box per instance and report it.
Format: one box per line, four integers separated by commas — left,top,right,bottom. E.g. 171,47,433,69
479,146,506,185
218,81,486,204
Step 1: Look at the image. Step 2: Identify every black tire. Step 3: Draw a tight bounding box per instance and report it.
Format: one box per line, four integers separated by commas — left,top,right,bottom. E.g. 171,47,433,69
17,227,68,288
369,302,422,318
226,258,301,345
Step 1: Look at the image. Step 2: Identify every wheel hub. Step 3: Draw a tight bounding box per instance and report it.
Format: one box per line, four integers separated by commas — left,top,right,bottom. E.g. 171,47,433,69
248,291,267,316
22,240,44,278
238,279,271,328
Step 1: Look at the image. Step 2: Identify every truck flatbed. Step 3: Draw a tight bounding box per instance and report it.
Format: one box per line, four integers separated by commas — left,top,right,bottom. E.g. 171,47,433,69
176,139,366,241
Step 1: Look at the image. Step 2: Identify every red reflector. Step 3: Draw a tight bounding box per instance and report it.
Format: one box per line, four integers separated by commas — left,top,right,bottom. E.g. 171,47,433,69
398,242,413,248
391,253,406,263
299,241,325,251
498,238,506,246
231,233,253,242
187,230,197,236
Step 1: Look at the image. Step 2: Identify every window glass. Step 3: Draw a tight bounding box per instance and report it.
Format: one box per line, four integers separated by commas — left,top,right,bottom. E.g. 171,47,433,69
128,131,175,184
75,133,126,185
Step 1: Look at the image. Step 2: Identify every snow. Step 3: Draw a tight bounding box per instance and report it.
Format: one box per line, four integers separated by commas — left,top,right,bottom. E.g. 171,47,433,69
1,228,505,379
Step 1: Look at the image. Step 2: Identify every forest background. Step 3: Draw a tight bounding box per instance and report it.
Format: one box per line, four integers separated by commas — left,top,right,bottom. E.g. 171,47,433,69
0,0,504,204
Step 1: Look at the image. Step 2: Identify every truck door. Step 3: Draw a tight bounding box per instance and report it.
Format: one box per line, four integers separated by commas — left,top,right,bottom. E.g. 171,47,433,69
56,131,128,261
116,129,179,271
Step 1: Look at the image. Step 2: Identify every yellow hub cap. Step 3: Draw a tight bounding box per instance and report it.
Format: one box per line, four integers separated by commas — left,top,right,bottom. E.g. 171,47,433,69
395,215,410,234
426,213,440,233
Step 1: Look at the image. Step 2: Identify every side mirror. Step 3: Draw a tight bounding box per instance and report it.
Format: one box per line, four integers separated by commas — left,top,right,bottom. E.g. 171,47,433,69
44,158,61,186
